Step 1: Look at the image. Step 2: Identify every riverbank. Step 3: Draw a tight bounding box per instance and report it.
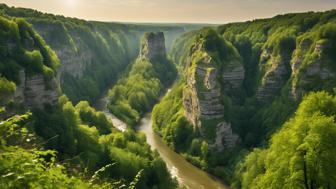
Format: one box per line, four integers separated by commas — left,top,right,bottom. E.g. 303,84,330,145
94,89,229,189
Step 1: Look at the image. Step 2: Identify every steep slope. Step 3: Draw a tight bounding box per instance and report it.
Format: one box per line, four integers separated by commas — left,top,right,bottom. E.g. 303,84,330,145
154,10,336,184
182,29,243,150
235,92,336,189
0,3,203,103
219,10,336,142
153,28,245,176
0,15,60,119
108,32,177,127
0,14,177,189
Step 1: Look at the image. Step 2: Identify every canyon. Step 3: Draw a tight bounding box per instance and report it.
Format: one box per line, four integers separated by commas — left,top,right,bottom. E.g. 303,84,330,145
1,4,336,189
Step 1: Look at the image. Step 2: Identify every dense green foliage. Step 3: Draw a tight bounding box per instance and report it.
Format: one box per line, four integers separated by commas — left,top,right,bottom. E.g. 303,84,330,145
154,28,245,178
219,10,336,146
0,15,59,81
0,3,204,104
0,10,178,188
155,9,336,186
153,81,195,151
0,96,177,189
0,112,173,189
108,33,177,127
2,3,336,188
234,92,336,188
0,114,93,188
30,96,177,189
0,14,59,117
0,77,15,108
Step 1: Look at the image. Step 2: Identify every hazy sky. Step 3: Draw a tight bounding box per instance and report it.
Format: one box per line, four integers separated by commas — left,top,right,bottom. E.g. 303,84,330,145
1,0,336,23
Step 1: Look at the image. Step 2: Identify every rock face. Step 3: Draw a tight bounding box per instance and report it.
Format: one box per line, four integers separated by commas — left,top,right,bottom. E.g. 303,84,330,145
14,70,59,109
140,32,166,61
222,60,245,90
257,38,336,102
34,25,93,82
291,39,311,75
210,122,240,151
183,52,224,127
56,45,92,81
182,39,242,150
256,53,292,102
290,41,335,99
1,70,60,120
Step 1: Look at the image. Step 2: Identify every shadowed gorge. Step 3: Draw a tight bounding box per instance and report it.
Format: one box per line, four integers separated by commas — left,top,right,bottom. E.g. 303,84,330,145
1,2,336,189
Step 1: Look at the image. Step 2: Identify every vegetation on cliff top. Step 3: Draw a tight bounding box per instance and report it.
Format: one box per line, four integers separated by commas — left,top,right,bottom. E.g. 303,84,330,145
0,3,196,104
108,32,177,127
0,12,177,188
154,9,336,185
0,15,59,115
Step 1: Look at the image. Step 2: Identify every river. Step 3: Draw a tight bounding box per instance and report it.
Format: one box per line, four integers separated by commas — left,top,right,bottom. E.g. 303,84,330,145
94,92,229,189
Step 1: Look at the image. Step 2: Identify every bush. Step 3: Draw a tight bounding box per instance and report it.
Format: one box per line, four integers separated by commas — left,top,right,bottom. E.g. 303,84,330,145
0,77,15,105
108,51,176,127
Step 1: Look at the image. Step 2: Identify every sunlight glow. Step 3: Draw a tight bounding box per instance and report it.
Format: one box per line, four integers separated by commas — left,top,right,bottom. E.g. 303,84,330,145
65,0,76,9
1,0,336,23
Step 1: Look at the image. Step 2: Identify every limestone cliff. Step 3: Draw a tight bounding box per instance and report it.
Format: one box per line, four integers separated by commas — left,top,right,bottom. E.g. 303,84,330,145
182,31,242,150
291,40,335,100
27,19,192,102
108,32,177,127
183,52,224,125
140,32,166,61
256,38,335,104
32,23,91,80
0,16,60,119
1,4,197,104
256,52,292,102
14,70,59,109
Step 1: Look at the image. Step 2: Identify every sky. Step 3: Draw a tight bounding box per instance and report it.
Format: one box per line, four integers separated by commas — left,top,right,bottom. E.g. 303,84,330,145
1,0,336,24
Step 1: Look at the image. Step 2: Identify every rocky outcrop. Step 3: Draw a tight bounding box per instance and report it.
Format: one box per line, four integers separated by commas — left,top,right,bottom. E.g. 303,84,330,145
210,122,240,151
291,60,334,99
256,54,291,102
183,84,201,127
290,40,335,100
15,70,59,109
222,60,245,90
56,45,92,81
183,52,224,127
291,39,312,74
140,32,166,61
34,25,93,81
183,39,241,150
1,70,60,120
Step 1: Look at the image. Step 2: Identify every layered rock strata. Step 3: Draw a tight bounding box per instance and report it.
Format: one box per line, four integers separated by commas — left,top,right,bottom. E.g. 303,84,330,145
291,41,335,99
15,70,59,109
183,40,243,150
256,53,292,102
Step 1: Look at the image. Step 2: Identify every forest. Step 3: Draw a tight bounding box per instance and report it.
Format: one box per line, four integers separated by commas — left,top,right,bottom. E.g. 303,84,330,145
0,13,177,189
1,2,336,189
153,9,336,187
107,32,177,127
